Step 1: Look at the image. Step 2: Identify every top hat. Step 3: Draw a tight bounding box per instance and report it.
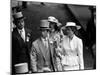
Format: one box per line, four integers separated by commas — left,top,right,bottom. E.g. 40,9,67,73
48,16,58,23
64,22,81,30
39,19,50,30
13,12,25,20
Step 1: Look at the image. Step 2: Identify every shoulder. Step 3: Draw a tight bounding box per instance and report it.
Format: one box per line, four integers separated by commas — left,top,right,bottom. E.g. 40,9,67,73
75,35,82,41
12,28,18,37
12,28,17,33
32,38,40,46
74,35,83,45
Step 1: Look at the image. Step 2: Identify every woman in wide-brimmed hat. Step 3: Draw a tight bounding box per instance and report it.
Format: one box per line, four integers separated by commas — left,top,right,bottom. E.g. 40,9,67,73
60,22,84,71
48,16,64,71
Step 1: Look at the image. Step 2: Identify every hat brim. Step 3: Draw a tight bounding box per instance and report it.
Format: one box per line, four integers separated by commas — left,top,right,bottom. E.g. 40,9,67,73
14,16,26,20
38,27,50,30
76,25,81,30
48,21,58,23
62,25,81,30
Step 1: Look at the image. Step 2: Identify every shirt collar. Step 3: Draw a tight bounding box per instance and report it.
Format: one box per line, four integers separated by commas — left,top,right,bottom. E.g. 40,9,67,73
17,28,25,34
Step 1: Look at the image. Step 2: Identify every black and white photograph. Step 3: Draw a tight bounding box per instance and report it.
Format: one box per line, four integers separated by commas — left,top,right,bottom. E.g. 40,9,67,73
11,0,96,74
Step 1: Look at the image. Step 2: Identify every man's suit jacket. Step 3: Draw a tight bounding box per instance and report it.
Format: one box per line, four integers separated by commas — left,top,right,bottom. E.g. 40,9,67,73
12,28,32,65
30,37,56,72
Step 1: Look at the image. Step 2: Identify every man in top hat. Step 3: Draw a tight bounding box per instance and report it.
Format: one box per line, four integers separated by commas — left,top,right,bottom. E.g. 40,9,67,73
61,22,84,71
12,12,32,74
30,20,56,73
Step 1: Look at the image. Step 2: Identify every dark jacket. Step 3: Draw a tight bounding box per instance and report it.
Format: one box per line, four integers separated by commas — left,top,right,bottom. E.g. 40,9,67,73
12,28,32,65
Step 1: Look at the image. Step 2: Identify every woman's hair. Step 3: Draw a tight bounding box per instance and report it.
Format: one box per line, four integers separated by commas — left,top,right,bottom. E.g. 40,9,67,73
54,24,59,31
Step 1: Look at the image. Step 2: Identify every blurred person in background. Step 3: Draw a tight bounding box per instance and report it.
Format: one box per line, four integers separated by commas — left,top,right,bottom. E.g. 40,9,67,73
86,6,96,69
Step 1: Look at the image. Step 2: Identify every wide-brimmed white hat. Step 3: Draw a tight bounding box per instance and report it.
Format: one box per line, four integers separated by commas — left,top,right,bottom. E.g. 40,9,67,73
39,19,50,30
13,12,25,20
57,22,62,27
65,22,81,30
48,16,58,23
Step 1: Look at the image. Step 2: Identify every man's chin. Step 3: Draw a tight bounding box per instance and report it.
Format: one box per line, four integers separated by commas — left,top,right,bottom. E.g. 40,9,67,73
18,27,24,30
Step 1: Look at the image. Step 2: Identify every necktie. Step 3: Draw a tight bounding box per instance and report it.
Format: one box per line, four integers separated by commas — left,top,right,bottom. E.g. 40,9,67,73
20,30,25,41
44,39,48,49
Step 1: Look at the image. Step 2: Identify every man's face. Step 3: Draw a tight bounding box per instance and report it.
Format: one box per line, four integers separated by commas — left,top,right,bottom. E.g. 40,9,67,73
41,29,49,38
16,19,25,29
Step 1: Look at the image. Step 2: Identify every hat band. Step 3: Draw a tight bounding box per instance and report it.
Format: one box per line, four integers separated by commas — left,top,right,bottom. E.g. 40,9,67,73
40,27,49,28
65,26,81,30
14,16,25,20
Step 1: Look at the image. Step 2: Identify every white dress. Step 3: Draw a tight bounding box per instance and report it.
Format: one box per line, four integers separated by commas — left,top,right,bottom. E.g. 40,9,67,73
61,35,84,71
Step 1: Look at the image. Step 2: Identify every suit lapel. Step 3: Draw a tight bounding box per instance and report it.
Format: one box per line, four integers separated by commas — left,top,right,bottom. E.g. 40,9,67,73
37,38,55,71
16,28,27,42
25,28,27,42
38,38,47,61
13,28,25,45
48,42,53,57
48,41,56,71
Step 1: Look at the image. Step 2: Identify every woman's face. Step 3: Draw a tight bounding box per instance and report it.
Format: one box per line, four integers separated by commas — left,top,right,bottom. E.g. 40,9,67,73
63,27,74,37
49,22,56,32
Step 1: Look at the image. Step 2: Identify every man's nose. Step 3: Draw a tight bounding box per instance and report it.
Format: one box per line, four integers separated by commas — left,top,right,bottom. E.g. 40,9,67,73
20,22,24,25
